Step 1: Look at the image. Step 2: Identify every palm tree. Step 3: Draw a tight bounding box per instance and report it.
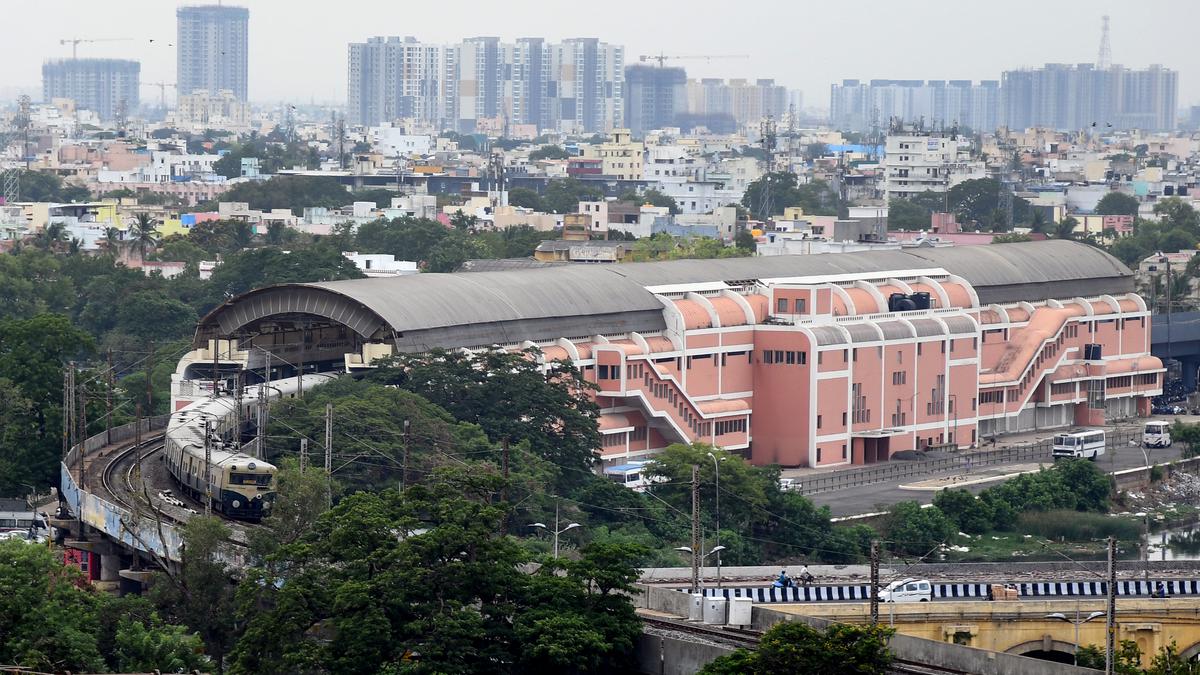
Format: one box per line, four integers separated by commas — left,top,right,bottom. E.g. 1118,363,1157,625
35,222,67,251
130,212,159,260
1053,217,1079,241
103,226,123,254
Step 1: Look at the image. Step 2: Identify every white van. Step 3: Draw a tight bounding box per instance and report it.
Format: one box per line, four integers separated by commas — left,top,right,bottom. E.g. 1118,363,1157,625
1144,421,1172,449
878,578,932,603
1052,429,1106,460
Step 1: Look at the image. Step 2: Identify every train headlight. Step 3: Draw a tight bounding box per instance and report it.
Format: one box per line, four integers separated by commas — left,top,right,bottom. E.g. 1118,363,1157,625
232,499,241,508
248,462,257,470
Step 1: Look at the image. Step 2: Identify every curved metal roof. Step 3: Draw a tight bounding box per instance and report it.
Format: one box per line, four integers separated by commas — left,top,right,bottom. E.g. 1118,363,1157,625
196,241,1131,349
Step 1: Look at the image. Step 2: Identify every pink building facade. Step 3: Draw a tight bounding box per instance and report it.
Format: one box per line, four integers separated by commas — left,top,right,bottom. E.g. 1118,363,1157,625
532,265,1162,470
194,240,1163,471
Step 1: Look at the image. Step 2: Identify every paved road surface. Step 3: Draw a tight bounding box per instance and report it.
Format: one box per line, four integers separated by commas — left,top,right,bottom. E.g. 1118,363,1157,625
811,440,1184,518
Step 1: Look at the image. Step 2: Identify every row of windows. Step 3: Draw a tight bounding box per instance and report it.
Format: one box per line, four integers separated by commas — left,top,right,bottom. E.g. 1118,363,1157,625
775,298,807,314
763,350,807,365
714,419,747,436
815,444,849,463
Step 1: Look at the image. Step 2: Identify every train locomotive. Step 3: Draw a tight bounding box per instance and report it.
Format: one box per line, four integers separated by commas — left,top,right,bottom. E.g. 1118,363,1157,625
162,373,338,520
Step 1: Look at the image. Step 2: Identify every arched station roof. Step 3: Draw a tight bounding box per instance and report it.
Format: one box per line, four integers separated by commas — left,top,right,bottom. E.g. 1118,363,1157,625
196,240,1133,351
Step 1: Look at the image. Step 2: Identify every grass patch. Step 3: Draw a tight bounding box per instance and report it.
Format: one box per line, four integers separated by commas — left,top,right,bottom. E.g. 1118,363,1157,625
1017,510,1141,541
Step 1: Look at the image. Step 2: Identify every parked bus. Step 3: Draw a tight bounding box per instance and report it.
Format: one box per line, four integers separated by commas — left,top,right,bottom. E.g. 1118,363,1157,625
1052,429,1106,460
603,461,665,492
1144,421,1172,449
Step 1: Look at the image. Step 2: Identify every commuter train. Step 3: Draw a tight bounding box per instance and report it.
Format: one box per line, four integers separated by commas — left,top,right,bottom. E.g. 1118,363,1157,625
163,373,338,520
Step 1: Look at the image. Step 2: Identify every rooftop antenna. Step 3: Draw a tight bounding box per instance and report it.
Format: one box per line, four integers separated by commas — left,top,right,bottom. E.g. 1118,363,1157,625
1097,15,1112,69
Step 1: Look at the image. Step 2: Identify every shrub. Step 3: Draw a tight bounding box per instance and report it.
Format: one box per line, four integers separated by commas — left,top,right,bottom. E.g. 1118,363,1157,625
933,489,994,534
883,502,956,556
1017,510,1141,542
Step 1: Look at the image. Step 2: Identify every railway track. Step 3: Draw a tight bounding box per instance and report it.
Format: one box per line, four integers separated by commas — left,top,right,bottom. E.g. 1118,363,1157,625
640,615,761,647
98,434,167,514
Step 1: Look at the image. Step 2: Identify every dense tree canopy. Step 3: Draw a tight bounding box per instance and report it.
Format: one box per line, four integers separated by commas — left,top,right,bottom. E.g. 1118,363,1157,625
215,176,352,215
1095,192,1141,216
741,173,838,219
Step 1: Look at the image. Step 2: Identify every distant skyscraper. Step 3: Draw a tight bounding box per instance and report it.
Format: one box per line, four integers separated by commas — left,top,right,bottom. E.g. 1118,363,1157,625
549,38,625,134
42,58,139,121
684,78,786,132
177,5,249,101
624,64,686,137
347,36,455,128
1001,63,1176,131
346,36,624,134
829,79,998,133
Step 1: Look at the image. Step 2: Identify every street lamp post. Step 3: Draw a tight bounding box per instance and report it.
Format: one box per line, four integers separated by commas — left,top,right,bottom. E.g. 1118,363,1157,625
706,452,727,588
675,545,727,589
1047,609,1107,666
529,499,581,559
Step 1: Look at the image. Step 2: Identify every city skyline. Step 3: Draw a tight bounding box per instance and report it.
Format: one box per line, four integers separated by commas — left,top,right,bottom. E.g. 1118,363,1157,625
4,0,1199,110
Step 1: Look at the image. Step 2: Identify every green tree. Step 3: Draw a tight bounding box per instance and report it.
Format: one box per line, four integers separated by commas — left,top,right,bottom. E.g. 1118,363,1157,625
217,175,351,215
0,314,94,490
1154,198,1200,234
129,212,160,259
150,516,238,673
543,178,604,214
355,216,450,264
741,172,838,219
1095,192,1140,216
529,145,573,161
203,246,364,311
508,187,545,211
426,228,495,272
1053,216,1079,240
17,170,91,203
882,501,955,556
231,471,644,675
991,233,1033,244
621,188,680,215
701,620,893,675
947,178,1031,230
933,489,994,534
370,348,601,486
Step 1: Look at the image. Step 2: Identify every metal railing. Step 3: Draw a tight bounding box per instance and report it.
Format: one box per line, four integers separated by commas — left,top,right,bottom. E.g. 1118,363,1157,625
792,429,1139,496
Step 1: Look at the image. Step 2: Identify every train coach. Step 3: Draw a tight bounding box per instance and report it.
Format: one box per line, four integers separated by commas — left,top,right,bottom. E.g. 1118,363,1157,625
162,373,338,520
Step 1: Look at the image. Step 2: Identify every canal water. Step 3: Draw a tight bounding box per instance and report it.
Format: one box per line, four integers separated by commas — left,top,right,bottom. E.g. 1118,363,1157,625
1145,523,1200,561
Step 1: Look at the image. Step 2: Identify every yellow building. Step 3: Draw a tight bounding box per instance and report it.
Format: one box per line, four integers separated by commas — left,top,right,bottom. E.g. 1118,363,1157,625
584,129,644,180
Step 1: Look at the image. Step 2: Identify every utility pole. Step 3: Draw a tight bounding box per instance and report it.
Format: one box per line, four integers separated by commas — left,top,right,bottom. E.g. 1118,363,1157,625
105,349,113,444
257,352,271,459
691,464,700,593
212,338,220,398
324,402,333,508
234,365,244,448
135,403,145,493
401,419,410,491
297,331,305,400
1106,536,1117,675
870,540,880,625
78,371,87,484
145,342,154,413
203,420,212,516
299,437,308,473
62,367,70,459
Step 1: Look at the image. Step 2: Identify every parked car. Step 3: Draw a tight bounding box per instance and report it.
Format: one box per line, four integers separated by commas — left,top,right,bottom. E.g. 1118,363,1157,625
878,578,932,603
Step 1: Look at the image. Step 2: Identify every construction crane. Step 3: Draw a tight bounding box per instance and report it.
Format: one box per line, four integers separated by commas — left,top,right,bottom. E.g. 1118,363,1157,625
638,53,749,67
60,37,131,59
144,82,176,109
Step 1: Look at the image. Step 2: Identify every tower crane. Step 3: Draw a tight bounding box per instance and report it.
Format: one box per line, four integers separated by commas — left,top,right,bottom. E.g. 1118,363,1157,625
60,37,132,59
638,53,749,67
144,82,177,109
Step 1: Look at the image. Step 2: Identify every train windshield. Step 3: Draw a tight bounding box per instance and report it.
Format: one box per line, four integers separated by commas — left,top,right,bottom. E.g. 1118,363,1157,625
230,473,272,486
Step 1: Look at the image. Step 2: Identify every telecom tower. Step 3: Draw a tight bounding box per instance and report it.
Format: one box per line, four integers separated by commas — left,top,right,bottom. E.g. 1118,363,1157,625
1097,15,1112,70
755,116,777,221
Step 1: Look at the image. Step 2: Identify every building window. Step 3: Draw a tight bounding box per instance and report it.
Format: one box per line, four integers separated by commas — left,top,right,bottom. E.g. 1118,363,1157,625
777,298,788,313
817,414,822,429
598,365,609,379
786,351,796,365
817,447,822,463
763,350,774,364
794,298,806,313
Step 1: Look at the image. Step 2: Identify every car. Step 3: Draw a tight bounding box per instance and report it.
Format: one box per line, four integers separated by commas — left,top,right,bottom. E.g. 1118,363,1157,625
878,578,932,603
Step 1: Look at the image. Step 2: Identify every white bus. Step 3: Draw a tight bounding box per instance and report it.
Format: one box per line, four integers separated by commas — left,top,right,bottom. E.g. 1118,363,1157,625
1052,429,1106,460
1143,421,1172,449
603,461,665,492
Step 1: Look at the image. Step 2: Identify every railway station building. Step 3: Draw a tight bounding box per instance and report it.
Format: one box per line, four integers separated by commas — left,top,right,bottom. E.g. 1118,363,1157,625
188,240,1162,471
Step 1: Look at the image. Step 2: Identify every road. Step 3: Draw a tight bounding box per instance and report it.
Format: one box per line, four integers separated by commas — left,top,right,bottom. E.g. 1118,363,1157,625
811,439,1184,518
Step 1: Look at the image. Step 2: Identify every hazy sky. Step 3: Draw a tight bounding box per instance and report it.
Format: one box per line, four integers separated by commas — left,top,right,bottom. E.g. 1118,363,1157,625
4,0,1199,108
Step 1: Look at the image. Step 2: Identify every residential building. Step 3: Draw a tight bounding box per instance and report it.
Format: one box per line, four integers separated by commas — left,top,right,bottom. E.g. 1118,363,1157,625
685,78,787,131
583,129,644,180
548,38,625,134
41,59,139,121
342,252,419,277
177,4,249,101
347,36,456,128
624,64,687,137
830,79,1000,133
882,131,985,202
1001,63,1177,132
174,89,249,130
197,241,1160,470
